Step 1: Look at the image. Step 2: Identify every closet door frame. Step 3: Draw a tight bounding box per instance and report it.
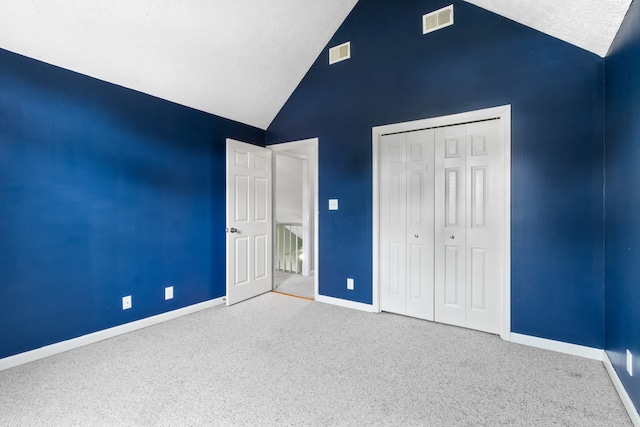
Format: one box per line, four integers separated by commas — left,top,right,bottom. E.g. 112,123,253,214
372,105,511,340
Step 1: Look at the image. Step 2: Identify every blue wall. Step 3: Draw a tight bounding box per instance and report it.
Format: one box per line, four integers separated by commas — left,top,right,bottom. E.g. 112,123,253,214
605,0,640,410
267,0,605,347
0,49,264,358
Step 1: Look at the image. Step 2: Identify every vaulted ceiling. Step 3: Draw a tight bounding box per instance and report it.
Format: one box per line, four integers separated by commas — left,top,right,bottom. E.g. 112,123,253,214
0,1,632,130
464,0,632,58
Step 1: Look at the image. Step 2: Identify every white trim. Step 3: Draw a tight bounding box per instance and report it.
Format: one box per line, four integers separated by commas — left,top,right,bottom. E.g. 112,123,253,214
372,105,512,339
511,333,640,424
269,138,318,151
501,106,512,341
604,352,640,426
316,294,377,313
0,298,225,372
372,126,381,313
271,151,309,161
268,138,319,300
510,333,603,360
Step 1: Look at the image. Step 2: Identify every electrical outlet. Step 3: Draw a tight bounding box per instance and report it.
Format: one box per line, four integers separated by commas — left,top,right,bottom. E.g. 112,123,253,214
122,295,132,310
165,286,174,300
347,278,354,290
329,199,339,210
627,349,634,376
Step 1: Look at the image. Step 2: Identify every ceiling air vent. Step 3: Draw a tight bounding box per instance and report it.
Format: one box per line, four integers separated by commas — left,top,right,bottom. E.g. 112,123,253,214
423,5,454,35
329,41,351,65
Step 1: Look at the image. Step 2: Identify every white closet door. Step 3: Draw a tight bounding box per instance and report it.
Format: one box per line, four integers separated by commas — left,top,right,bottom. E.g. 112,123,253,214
405,130,435,320
381,133,407,315
434,124,468,328
465,120,503,334
380,130,434,320
434,120,503,334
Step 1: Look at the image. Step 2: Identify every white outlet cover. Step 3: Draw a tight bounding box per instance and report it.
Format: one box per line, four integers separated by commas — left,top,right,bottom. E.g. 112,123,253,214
627,349,633,376
122,295,132,310
165,286,174,300
329,199,339,210
347,278,354,290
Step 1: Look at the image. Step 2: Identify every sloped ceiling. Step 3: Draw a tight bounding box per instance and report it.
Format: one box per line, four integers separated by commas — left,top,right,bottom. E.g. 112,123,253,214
0,1,632,130
464,0,632,58
0,0,358,130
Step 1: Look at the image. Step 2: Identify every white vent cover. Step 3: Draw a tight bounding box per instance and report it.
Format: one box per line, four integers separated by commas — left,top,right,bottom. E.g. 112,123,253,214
329,41,351,64
423,5,454,34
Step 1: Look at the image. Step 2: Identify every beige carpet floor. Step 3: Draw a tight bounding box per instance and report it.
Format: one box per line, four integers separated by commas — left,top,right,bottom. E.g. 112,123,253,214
0,292,632,426
274,270,314,299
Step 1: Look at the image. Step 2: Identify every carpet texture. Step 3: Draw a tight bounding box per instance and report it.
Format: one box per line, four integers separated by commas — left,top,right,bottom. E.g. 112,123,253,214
274,271,314,299
0,292,631,426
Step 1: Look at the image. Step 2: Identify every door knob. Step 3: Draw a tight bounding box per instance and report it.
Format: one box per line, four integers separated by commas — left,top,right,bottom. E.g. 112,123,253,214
450,235,455,239
414,234,419,238
226,227,239,233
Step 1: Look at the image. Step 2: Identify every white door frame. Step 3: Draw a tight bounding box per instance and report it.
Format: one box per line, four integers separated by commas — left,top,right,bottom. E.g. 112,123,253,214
372,105,511,340
273,152,311,276
268,138,319,300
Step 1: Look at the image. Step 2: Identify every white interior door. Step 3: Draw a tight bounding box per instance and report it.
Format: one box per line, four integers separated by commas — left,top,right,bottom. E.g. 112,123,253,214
380,129,434,320
226,139,272,306
434,120,503,334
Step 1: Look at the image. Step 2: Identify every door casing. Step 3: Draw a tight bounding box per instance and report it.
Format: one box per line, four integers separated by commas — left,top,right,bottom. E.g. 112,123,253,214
372,105,511,340
268,138,319,300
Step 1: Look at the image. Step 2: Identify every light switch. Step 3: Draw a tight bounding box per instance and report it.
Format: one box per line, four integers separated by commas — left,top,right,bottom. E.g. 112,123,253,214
329,199,338,210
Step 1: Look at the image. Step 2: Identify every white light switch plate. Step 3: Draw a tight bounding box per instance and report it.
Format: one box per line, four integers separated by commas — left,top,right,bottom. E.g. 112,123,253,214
165,286,174,300
329,199,338,210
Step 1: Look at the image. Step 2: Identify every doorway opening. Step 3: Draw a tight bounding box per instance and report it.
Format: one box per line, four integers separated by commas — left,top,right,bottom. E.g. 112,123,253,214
268,138,319,300
372,106,511,340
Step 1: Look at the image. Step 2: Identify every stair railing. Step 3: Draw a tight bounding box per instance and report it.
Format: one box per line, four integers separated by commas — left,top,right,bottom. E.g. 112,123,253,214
275,222,303,273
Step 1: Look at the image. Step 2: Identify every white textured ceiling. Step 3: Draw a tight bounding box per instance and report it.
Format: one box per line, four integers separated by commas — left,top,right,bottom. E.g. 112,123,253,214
464,0,632,57
0,1,632,130
0,1,358,130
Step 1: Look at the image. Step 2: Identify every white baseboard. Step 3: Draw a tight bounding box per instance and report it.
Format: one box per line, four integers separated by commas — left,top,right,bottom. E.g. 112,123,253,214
316,295,377,313
510,333,604,360
604,352,640,426
0,297,225,372
508,333,640,423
